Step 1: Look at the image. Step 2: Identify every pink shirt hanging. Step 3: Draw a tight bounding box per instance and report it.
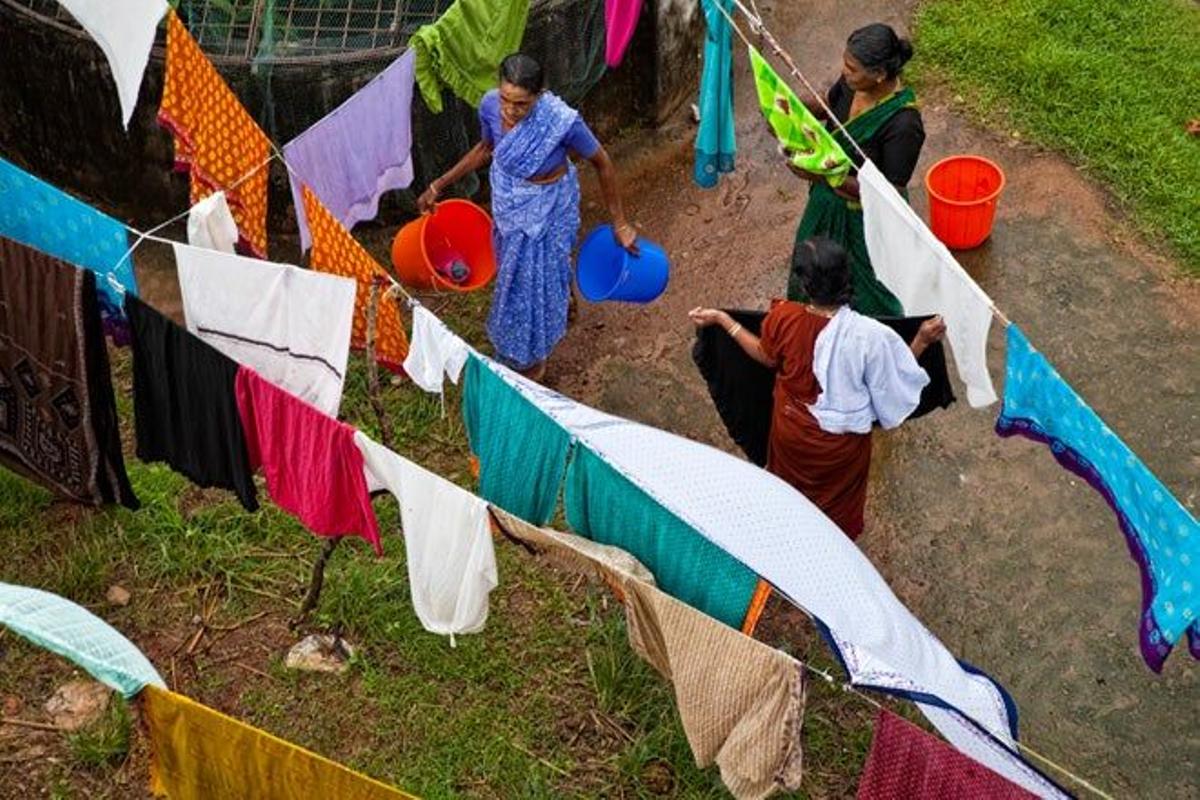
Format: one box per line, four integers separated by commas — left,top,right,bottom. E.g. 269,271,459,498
234,366,382,555
605,0,642,67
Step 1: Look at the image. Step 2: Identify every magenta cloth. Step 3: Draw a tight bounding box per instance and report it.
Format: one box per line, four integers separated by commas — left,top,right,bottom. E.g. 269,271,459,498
857,711,1040,800
234,367,382,555
604,0,641,67
284,49,416,252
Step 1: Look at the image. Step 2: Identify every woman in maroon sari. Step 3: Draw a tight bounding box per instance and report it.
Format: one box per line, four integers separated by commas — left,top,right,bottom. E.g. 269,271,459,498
690,237,944,539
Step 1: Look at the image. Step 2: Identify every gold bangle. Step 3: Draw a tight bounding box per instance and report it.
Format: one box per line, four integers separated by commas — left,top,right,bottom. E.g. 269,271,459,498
727,323,742,337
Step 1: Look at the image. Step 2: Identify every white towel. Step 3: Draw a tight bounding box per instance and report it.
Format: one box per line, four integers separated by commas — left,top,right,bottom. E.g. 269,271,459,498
403,304,471,395
186,192,239,254
58,0,168,129
858,159,998,407
174,243,355,416
810,306,930,433
355,433,498,643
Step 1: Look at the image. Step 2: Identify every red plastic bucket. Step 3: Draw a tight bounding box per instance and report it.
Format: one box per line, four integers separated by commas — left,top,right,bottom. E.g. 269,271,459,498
924,155,1006,250
391,199,496,291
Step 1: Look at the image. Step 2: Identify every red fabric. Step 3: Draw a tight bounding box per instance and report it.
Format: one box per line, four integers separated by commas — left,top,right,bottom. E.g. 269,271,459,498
234,367,381,555
760,301,871,539
857,711,1038,799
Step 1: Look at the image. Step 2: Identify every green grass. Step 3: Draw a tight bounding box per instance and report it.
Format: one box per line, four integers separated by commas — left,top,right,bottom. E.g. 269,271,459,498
0,262,888,797
913,0,1200,274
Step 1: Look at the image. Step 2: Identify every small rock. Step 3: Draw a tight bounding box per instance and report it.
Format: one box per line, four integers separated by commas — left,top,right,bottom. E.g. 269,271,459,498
284,634,356,674
106,585,131,607
44,681,111,731
3,695,22,716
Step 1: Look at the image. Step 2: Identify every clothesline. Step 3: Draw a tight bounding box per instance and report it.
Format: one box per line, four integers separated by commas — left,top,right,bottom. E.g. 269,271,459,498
712,0,1012,329
109,146,420,310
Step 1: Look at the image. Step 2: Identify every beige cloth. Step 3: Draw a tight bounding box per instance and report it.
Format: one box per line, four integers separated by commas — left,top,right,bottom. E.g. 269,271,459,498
492,507,806,799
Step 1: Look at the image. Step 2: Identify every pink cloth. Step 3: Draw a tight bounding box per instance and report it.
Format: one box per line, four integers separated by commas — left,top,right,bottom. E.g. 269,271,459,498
857,711,1039,799
604,0,641,67
234,367,381,555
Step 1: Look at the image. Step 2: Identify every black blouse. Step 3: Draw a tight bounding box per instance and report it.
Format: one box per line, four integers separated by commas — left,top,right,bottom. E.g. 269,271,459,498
826,78,926,187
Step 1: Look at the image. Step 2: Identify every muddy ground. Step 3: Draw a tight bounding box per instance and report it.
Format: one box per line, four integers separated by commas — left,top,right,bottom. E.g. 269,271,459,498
557,1,1198,797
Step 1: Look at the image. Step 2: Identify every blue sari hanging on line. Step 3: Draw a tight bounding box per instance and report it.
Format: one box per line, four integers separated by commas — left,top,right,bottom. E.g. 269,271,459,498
694,0,736,187
487,92,582,369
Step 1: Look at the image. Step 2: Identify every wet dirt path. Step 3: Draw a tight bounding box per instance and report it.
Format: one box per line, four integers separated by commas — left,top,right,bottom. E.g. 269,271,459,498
557,1,1200,796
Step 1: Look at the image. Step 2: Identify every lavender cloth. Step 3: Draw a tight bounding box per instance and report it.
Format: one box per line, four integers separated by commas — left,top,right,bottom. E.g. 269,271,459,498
284,49,416,251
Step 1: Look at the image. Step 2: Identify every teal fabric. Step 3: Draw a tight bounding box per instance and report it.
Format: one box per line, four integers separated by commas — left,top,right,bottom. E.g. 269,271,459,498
565,446,759,629
462,354,571,524
0,583,164,698
694,0,736,187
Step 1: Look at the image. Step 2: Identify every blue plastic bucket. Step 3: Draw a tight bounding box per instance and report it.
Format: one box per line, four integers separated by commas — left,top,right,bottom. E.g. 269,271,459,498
576,225,669,303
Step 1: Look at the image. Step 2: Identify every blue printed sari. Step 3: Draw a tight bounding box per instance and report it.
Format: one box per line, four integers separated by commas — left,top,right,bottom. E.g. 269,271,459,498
487,92,582,369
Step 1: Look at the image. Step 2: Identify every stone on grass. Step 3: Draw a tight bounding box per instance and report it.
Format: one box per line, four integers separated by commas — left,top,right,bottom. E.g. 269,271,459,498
44,680,110,731
106,585,131,607
284,634,356,674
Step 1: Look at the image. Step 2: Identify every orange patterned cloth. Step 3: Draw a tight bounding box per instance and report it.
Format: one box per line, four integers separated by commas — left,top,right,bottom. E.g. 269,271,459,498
158,10,271,258
302,185,409,370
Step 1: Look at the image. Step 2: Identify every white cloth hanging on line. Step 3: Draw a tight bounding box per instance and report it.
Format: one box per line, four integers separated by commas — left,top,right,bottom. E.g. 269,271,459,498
858,159,998,407
186,192,239,254
174,243,356,417
403,303,471,396
56,0,168,128
355,432,498,644
473,355,1067,798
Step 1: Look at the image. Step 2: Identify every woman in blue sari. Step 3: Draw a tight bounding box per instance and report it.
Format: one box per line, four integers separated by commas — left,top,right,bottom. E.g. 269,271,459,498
418,54,636,381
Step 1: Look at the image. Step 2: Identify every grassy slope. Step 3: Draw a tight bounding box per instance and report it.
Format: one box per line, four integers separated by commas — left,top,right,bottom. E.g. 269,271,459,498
913,0,1200,274
0,267,884,798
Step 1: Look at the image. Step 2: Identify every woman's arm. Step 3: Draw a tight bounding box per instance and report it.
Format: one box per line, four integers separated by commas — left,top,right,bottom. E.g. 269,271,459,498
688,308,777,368
587,146,638,253
417,140,494,213
909,316,946,357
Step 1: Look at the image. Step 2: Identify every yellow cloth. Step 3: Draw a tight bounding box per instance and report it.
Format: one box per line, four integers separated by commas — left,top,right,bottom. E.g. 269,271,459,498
142,685,417,800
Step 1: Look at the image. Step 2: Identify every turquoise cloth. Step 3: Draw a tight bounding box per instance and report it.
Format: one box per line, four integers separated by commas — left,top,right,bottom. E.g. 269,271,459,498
0,156,137,335
462,354,571,524
565,445,759,629
0,583,164,698
996,324,1200,672
694,0,735,187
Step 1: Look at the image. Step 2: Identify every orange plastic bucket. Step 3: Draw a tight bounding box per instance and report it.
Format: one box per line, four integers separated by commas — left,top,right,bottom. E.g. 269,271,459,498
391,199,496,291
924,155,1006,250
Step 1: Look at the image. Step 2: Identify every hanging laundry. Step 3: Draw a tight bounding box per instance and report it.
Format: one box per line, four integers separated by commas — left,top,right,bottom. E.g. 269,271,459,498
158,10,271,258
461,354,572,524
695,0,736,187
604,0,642,67
566,445,760,629
692,310,956,466
125,296,258,512
301,186,410,371
284,50,416,252
491,508,806,800
0,236,138,509
996,324,1200,672
472,353,1026,766
186,191,239,253
858,159,998,406
0,582,164,698
142,685,417,800
0,156,138,338
355,433,498,643
403,303,471,396
55,0,168,128
235,367,382,555
174,242,355,417
857,710,1038,799
409,0,531,113
748,46,851,187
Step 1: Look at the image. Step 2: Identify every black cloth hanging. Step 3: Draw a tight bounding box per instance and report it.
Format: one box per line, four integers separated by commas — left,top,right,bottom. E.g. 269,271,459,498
125,295,258,511
692,309,955,466
0,236,137,508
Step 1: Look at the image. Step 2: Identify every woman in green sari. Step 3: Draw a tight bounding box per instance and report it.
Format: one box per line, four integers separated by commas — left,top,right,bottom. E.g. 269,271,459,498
785,23,925,316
